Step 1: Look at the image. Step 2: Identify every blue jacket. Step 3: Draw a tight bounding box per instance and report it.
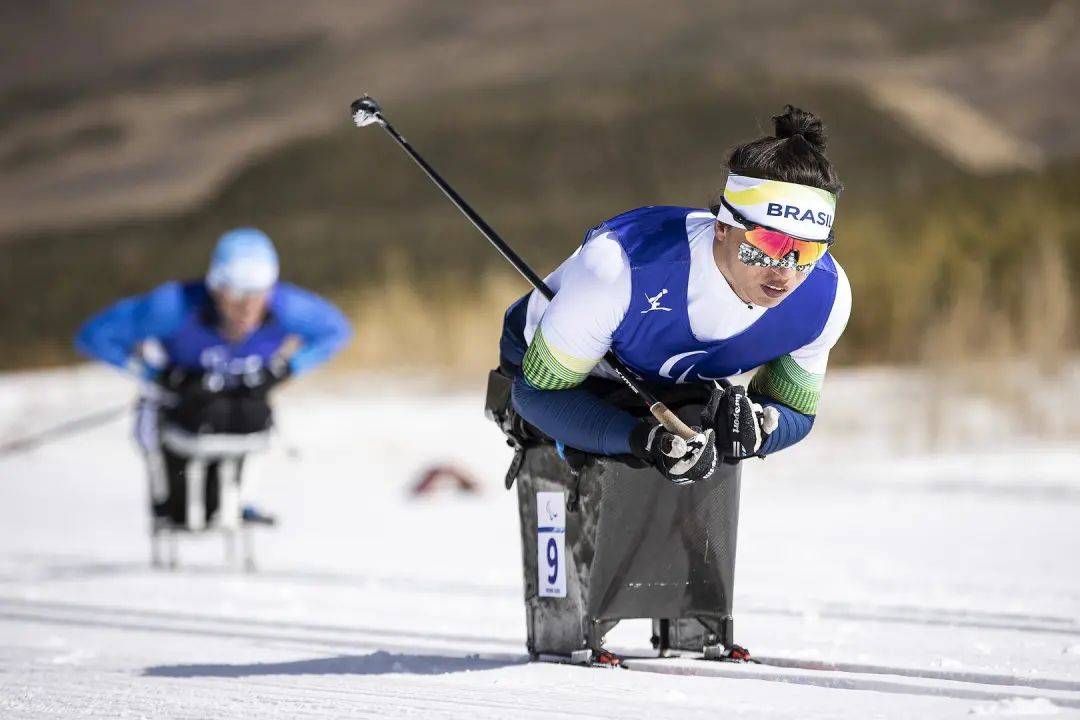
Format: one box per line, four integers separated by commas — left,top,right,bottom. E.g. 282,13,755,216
75,280,351,377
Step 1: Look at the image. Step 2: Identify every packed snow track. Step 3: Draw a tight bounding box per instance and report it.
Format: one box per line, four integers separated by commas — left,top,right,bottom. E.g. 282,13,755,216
1,368,1078,718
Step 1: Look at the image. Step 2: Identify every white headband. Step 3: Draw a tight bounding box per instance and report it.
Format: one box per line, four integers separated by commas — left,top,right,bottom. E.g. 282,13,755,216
714,174,837,241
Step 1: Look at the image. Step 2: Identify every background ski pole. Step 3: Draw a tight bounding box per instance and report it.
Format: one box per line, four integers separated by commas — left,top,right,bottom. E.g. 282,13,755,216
0,403,128,458
350,95,697,441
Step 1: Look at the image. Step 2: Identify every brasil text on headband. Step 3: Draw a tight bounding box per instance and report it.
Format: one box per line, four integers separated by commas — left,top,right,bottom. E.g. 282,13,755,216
714,174,837,242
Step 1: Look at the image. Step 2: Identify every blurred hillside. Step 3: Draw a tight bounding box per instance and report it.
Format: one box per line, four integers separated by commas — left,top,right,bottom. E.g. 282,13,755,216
0,1,1077,373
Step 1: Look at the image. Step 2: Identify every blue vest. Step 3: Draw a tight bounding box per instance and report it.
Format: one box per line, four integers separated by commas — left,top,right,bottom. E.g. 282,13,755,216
161,282,291,377
602,206,838,384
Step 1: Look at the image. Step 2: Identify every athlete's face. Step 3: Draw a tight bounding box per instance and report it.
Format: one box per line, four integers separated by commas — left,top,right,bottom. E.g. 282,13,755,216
212,288,270,340
713,222,811,308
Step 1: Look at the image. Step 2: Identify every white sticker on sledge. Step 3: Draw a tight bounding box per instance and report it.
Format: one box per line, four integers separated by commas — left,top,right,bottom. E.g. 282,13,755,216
536,491,566,598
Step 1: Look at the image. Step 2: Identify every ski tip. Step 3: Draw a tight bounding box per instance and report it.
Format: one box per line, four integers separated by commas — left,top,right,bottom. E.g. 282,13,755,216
704,643,756,663
535,649,625,668
590,649,624,668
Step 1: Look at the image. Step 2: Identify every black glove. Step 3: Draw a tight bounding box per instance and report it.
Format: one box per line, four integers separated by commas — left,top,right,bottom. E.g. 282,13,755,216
154,365,209,397
155,363,278,434
240,356,291,398
156,365,248,398
630,421,717,485
702,382,779,463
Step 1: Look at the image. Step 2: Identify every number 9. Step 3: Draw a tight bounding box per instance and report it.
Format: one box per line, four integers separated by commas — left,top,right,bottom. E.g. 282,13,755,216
546,537,558,584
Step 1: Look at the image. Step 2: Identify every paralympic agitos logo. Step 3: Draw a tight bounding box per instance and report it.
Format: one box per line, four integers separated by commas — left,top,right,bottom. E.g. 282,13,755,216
766,203,832,227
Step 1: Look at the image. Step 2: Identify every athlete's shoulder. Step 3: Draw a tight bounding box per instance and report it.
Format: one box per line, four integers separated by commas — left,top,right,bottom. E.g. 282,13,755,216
270,282,349,331
174,279,211,306
787,253,850,352
813,250,838,277
270,281,323,309
576,230,630,287
790,255,855,360
601,205,704,230
88,279,199,342
143,279,184,304
827,255,852,320
812,254,849,308
139,280,203,326
599,206,705,263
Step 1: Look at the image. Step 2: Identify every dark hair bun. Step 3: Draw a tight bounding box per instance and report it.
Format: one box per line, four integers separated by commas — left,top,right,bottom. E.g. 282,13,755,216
724,104,842,194
773,105,827,154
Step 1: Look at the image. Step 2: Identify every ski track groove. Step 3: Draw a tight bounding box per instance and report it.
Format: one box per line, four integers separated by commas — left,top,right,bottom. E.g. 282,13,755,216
0,561,521,600
4,560,1077,635
6,662,714,720
755,655,1080,692
745,603,1080,637
7,595,1079,691
0,610,528,662
0,596,523,647
6,675,388,719
5,553,1077,629
622,660,1080,710
236,678,640,720
744,599,1078,628
6,598,1080,715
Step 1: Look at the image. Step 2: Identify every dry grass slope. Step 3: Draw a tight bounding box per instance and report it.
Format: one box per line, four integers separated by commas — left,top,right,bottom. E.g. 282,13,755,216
0,74,1075,379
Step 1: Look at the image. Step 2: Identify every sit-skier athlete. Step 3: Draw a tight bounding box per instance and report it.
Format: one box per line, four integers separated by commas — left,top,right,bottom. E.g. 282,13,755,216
498,107,851,660
76,229,351,547
502,105,850,481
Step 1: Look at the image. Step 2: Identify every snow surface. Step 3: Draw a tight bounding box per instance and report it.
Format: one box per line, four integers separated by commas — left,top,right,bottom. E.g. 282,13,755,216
1,365,1078,719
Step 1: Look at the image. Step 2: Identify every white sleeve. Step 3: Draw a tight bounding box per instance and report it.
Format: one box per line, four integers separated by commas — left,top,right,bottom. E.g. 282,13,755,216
789,260,852,375
524,230,631,366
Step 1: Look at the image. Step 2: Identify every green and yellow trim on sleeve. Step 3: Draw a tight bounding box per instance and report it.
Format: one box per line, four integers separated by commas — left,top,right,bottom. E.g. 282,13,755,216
748,354,824,415
521,328,597,390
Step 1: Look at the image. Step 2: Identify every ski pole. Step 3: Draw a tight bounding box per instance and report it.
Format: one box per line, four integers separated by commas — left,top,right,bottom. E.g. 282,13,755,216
0,403,128,457
350,96,696,441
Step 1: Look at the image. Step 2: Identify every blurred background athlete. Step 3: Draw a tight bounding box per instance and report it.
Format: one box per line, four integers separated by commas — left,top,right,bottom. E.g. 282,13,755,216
76,228,351,542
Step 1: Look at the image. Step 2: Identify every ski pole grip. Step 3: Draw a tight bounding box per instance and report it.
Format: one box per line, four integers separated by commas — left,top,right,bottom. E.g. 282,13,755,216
649,403,698,441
